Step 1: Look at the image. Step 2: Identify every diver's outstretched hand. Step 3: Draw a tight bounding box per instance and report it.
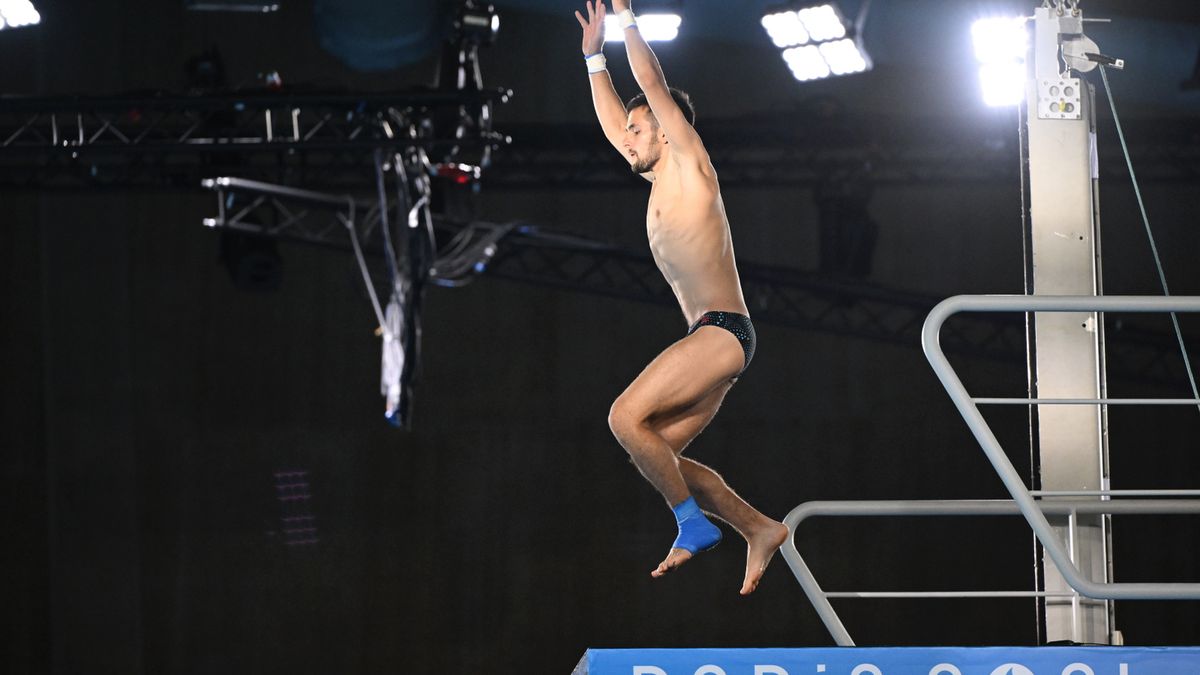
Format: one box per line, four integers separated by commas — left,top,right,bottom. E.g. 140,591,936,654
574,1,606,56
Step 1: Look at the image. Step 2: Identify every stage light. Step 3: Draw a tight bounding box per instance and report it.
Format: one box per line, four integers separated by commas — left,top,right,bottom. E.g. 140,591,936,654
979,62,1026,107
796,4,846,42
761,11,809,48
782,45,831,82
763,2,870,82
971,16,1027,107
971,16,1027,64
457,0,499,45
604,13,681,43
0,0,40,30
818,38,868,75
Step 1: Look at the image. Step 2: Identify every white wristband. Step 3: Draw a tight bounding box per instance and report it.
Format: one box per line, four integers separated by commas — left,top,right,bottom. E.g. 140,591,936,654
617,9,637,30
585,53,607,74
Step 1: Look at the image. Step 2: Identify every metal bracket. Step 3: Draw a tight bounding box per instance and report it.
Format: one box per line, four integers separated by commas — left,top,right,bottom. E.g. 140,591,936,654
1038,77,1083,120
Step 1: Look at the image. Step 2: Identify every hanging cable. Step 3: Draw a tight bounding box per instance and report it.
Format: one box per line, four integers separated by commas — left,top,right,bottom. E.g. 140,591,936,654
1098,65,1200,413
414,148,439,256
373,147,402,285
428,220,516,287
343,198,389,330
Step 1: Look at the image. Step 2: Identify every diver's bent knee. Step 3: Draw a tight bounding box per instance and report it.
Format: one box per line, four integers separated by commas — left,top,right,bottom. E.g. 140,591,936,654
606,398,625,436
607,398,653,447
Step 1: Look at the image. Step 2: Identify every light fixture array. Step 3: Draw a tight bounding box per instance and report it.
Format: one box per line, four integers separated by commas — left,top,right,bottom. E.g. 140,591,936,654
0,0,40,30
971,16,1029,107
761,2,870,82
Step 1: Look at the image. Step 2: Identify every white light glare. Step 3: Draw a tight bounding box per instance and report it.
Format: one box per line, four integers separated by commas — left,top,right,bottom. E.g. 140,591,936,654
0,0,41,30
971,16,1028,64
979,62,1025,107
782,45,831,82
604,13,681,43
761,11,809,48
971,16,1027,107
797,4,846,42
819,38,868,75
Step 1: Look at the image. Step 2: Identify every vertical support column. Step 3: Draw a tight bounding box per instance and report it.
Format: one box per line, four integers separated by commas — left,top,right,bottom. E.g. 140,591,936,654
1025,6,1113,644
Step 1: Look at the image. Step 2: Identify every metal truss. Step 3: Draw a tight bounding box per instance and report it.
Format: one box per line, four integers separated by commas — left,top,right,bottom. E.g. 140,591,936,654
0,89,511,189
200,177,1195,388
201,175,387,247
487,115,1200,189
4,93,1197,189
486,237,1195,387
487,117,1021,189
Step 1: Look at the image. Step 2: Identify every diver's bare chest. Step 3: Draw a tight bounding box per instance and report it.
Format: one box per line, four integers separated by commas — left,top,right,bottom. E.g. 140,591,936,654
646,185,688,232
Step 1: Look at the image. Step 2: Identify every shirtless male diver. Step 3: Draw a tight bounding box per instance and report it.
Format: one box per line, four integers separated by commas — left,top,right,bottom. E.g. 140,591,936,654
575,0,789,595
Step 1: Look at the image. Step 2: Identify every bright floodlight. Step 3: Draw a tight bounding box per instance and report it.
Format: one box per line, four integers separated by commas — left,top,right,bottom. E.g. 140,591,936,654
971,17,1027,64
783,45,831,82
0,0,40,30
979,62,1026,107
605,13,681,43
819,38,869,75
971,16,1028,106
761,10,809,48
765,2,869,83
797,4,846,42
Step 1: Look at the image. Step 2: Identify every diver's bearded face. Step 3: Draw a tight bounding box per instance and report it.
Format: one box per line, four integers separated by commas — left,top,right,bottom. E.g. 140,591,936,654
630,136,661,174
623,107,663,174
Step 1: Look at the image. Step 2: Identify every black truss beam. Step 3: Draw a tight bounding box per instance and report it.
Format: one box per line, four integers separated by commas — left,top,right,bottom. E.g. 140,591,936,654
487,116,1020,189
198,178,1197,388
486,115,1200,189
4,93,1198,189
485,235,1196,388
0,89,511,190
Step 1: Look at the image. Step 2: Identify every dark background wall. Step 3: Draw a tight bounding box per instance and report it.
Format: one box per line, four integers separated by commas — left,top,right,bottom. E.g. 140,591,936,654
3,2,1200,674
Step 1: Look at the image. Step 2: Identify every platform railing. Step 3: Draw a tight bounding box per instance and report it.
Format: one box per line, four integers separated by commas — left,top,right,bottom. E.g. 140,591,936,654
780,295,1200,646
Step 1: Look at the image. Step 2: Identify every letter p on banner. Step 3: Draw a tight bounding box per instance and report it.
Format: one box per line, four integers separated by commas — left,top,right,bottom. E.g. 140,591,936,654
633,668,668,675
755,667,789,675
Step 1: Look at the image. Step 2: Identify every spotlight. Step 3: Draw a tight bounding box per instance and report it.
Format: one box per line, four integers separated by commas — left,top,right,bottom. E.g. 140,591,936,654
971,16,1028,107
979,61,1026,107
604,2,681,43
797,4,846,42
762,2,871,82
760,11,808,48
0,0,40,30
456,0,499,45
783,45,830,82
819,38,868,75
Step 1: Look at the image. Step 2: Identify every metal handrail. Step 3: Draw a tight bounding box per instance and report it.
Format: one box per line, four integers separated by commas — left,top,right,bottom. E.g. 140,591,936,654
780,499,1200,646
779,295,1200,646
923,295,1200,600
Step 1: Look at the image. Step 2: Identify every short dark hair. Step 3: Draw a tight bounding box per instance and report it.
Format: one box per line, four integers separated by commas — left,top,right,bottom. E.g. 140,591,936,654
625,88,696,127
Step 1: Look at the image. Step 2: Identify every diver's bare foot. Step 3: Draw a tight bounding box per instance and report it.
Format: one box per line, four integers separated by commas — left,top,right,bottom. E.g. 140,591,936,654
739,520,789,595
650,547,694,578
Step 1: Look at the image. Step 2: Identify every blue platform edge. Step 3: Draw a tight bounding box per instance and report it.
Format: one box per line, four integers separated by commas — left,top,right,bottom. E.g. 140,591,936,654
572,647,1200,675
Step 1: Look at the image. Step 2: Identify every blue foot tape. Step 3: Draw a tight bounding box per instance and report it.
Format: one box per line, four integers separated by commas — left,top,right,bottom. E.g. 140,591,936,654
671,496,722,554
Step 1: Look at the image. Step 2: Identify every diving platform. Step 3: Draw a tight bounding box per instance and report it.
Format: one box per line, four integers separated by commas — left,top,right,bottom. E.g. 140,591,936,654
572,647,1200,675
